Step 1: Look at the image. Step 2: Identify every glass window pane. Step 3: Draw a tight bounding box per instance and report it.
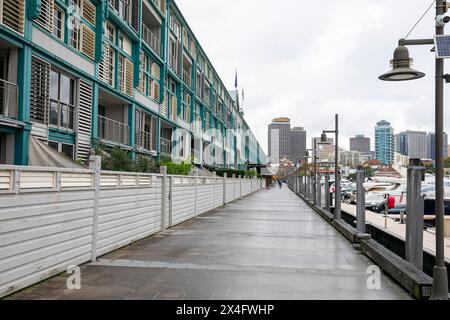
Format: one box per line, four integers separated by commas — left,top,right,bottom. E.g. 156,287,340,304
61,144,74,159
50,100,58,126
59,74,71,104
50,71,59,100
48,141,59,151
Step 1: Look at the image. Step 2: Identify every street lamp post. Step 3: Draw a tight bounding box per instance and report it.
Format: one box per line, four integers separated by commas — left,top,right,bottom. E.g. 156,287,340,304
378,0,448,299
322,114,340,220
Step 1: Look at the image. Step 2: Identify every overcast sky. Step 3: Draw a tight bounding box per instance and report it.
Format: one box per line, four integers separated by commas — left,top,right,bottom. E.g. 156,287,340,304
176,0,448,153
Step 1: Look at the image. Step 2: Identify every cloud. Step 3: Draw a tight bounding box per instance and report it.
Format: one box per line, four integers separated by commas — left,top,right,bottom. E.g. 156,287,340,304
176,0,447,153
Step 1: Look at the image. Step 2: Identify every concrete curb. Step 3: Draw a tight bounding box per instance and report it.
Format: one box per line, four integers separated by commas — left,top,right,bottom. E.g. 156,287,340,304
361,239,432,300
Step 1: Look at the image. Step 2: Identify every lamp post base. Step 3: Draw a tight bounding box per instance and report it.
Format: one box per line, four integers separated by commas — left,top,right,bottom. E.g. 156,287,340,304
430,266,449,300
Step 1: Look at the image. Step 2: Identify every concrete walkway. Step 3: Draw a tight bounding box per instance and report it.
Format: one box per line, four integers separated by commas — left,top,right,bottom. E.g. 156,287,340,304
7,186,411,300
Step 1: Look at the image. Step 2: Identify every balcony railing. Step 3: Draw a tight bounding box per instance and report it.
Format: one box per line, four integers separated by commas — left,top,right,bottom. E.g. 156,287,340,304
142,24,160,55
0,79,18,119
183,70,192,87
49,99,75,130
98,115,129,145
160,137,172,155
136,130,153,151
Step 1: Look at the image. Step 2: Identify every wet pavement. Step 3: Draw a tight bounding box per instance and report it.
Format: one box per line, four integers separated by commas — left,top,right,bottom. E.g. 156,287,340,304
7,186,411,300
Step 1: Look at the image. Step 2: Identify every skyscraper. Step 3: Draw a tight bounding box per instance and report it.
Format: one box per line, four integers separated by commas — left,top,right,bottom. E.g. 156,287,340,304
268,118,306,164
349,135,370,154
375,120,395,165
395,131,428,159
291,127,307,165
427,132,448,160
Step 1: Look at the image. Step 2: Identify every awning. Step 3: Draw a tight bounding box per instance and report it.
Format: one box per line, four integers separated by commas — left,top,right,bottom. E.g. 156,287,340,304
28,136,86,168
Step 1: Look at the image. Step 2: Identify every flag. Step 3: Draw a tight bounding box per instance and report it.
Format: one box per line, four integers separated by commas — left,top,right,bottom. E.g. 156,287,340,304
234,70,238,88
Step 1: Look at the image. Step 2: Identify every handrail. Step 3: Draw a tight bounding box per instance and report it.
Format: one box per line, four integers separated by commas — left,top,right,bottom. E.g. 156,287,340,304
0,78,18,119
98,115,129,145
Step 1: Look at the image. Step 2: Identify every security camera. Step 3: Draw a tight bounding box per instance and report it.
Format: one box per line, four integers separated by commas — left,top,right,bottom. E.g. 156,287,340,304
436,15,450,26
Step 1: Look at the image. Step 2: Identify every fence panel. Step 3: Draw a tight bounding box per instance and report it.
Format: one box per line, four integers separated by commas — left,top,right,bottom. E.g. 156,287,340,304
171,179,196,226
0,189,94,297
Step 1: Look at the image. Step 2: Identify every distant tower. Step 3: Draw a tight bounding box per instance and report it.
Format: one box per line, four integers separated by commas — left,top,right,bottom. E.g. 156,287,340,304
349,135,370,154
375,120,395,165
268,118,291,164
291,127,306,165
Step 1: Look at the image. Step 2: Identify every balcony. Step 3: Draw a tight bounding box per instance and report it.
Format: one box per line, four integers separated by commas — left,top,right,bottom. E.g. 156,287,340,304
0,79,18,119
160,137,172,155
142,24,160,55
98,115,129,145
136,130,153,151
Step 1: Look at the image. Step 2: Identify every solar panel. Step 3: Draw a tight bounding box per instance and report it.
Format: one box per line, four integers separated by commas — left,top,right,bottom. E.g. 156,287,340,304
435,35,450,58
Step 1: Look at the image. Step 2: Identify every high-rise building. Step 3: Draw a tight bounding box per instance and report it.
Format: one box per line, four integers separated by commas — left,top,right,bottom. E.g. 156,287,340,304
349,135,370,154
395,131,428,159
427,132,449,160
0,0,267,169
268,118,291,164
291,127,307,165
268,118,306,164
375,120,395,165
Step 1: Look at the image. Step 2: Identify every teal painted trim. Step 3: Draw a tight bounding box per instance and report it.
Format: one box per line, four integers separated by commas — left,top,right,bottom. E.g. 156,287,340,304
17,46,31,123
14,128,30,165
48,129,76,144
28,0,41,21
91,83,99,139
133,42,141,87
95,0,106,62
0,125,17,134
0,28,25,47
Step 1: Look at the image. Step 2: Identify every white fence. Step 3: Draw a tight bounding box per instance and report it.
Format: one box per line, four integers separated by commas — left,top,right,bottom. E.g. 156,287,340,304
0,160,263,297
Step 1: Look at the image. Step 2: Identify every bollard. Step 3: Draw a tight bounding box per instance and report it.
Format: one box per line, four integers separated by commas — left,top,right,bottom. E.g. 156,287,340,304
356,166,370,238
312,175,317,204
316,173,321,207
325,174,330,212
405,158,425,270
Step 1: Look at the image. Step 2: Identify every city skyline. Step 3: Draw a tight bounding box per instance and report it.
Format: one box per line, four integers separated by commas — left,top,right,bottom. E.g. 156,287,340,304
177,0,450,155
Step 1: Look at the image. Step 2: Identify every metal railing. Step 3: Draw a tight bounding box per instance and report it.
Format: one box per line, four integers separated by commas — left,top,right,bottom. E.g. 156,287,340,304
183,70,192,87
142,24,161,55
0,79,18,119
98,115,129,145
136,130,153,151
49,99,75,130
160,137,172,155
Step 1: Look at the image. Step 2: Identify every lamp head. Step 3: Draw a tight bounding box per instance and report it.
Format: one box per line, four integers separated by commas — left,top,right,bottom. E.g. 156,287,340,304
379,45,425,81
320,132,328,143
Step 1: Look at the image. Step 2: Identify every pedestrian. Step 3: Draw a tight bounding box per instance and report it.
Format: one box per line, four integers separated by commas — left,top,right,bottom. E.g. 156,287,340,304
278,179,282,189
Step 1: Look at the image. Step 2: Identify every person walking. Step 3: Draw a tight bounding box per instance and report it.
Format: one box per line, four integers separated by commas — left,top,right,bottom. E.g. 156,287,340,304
277,179,282,189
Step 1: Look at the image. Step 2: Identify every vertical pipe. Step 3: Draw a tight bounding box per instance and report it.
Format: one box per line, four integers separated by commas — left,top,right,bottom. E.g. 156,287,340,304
405,159,424,270
431,0,449,300
334,114,341,220
356,167,366,234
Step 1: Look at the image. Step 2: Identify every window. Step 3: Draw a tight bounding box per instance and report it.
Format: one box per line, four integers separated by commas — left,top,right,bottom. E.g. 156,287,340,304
109,0,139,32
49,69,75,130
52,6,64,40
106,22,115,42
139,52,161,102
48,141,75,159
